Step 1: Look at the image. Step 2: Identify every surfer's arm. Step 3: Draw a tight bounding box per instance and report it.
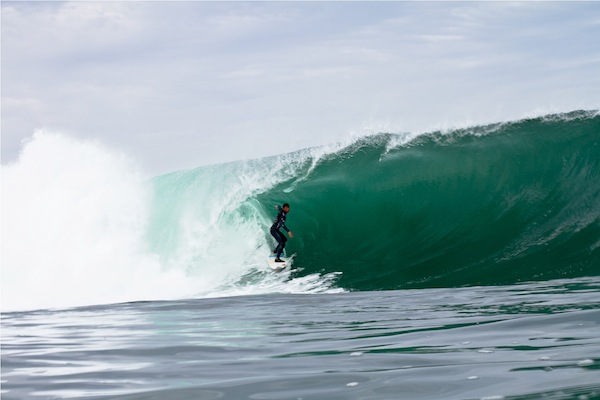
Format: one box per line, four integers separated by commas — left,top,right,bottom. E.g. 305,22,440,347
282,223,293,238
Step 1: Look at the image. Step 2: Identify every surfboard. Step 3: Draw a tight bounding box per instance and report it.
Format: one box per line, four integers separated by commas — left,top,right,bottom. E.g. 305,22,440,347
267,250,291,271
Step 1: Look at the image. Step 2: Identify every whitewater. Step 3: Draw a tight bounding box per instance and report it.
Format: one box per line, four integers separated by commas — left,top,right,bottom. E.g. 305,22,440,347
1,130,345,311
2,110,600,399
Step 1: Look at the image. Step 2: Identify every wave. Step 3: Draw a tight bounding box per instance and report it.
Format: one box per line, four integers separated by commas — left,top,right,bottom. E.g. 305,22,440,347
257,110,600,290
2,111,599,310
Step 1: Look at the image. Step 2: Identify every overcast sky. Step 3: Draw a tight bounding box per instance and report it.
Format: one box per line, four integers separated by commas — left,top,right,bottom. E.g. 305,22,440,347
2,1,599,175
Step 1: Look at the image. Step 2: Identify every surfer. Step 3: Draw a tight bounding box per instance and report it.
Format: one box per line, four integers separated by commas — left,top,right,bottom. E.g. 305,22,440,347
271,203,294,262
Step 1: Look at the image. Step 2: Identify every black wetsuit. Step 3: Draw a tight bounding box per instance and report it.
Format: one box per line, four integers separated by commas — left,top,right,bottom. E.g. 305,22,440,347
270,208,289,259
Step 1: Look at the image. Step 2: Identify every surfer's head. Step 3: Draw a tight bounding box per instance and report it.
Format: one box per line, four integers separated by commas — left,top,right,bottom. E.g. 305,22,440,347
282,203,290,212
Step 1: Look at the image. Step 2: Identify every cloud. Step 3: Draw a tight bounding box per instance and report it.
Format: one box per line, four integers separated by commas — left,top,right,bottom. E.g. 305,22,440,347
2,1,599,174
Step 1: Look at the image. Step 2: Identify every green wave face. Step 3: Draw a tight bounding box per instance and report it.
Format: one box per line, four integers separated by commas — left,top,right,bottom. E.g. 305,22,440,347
257,111,600,290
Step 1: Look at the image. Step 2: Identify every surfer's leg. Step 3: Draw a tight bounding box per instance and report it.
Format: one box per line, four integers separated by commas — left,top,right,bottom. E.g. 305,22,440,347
272,229,287,258
271,229,282,255
276,235,287,257
271,228,280,242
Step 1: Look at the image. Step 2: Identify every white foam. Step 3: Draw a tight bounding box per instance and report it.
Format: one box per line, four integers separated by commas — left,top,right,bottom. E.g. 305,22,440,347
1,131,193,310
1,131,345,311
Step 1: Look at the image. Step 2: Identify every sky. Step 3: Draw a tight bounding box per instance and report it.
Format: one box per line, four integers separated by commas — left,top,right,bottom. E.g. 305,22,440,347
2,1,599,175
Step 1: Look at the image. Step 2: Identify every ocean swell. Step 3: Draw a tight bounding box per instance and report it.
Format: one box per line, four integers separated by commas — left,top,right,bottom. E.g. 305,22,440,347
2,111,599,310
257,110,600,289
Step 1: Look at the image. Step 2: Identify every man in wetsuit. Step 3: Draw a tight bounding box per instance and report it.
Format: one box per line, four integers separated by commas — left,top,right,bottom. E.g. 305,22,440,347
271,203,294,262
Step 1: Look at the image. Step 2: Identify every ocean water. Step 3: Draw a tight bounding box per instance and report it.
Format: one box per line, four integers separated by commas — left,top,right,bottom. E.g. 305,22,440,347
2,110,600,399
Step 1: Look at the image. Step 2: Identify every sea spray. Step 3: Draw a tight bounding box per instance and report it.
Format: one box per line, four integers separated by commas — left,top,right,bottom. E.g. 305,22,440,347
1,131,199,310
